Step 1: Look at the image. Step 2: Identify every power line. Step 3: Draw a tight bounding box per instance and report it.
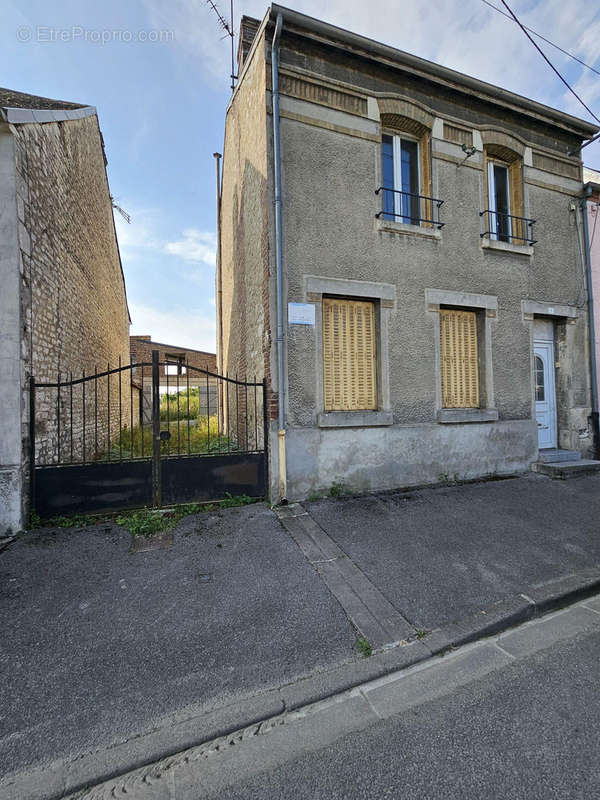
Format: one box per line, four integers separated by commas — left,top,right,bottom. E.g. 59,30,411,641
480,0,600,78
496,0,600,129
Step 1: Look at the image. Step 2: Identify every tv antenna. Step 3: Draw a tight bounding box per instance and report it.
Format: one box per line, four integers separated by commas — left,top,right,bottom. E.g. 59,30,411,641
206,0,237,91
110,195,131,224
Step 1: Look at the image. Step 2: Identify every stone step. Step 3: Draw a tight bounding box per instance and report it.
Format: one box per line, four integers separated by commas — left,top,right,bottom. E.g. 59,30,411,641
532,459,600,479
537,449,582,463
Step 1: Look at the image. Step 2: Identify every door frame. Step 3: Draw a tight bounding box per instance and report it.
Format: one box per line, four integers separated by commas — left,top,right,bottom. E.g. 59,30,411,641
533,336,557,450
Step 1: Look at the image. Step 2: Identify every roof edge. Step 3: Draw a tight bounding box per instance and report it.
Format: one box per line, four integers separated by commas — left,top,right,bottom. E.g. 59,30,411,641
129,336,216,358
269,4,599,140
1,105,97,124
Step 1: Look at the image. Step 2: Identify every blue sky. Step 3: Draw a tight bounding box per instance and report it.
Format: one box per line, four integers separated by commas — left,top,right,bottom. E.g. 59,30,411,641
3,0,600,352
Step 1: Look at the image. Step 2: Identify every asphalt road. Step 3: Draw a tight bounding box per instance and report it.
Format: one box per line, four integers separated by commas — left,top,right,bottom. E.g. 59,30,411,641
214,624,600,800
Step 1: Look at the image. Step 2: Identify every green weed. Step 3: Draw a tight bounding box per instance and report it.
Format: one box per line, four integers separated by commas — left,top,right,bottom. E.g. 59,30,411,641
356,636,372,658
116,509,176,538
219,492,258,508
328,481,346,498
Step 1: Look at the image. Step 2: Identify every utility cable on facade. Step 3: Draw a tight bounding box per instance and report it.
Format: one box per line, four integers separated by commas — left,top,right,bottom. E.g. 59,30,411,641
480,0,600,78
496,0,600,128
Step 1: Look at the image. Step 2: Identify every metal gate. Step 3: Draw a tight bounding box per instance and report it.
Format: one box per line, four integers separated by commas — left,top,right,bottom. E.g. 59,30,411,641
30,351,267,518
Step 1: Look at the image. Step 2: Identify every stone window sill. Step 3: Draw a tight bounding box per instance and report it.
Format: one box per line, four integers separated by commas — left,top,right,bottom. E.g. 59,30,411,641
318,410,393,428
480,237,533,256
437,408,499,424
375,218,441,240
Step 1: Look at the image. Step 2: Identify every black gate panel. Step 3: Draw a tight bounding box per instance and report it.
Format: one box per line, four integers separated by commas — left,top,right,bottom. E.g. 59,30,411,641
161,452,266,505
34,460,153,517
30,351,268,518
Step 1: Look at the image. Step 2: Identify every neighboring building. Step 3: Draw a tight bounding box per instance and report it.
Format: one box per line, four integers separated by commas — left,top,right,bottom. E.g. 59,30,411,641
584,168,600,427
130,335,217,422
218,6,600,501
0,88,130,532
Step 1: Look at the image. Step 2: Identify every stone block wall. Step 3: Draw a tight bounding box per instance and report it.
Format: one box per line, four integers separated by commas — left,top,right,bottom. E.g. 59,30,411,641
14,113,130,469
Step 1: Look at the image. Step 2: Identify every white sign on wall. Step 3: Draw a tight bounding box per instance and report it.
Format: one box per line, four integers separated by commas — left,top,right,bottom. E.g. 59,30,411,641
288,302,315,326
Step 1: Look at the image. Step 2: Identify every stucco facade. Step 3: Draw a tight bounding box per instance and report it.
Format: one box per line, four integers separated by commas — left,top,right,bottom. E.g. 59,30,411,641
0,90,130,532
219,7,598,501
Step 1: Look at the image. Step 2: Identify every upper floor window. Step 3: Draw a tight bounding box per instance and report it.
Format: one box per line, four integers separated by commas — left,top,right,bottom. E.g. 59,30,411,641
481,142,536,246
375,112,443,229
165,354,186,376
487,160,511,242
381,133,420,224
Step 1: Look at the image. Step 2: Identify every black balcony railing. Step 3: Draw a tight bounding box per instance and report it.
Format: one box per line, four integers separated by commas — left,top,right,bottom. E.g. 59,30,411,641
480,210,537,245
375,187,444,229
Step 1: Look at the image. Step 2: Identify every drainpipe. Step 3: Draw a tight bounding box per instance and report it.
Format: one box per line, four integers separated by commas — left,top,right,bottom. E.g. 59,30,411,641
271,12,287,501
582,186,600,457
214,152,223,433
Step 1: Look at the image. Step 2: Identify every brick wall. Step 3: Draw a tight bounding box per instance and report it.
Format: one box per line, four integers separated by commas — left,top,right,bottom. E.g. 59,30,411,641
220,28,273,446
130,336,218,422
14,114,131,466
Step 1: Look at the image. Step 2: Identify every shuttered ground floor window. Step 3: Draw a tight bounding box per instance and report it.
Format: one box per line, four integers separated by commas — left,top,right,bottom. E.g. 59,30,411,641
440,308,480,408
322,297,377,411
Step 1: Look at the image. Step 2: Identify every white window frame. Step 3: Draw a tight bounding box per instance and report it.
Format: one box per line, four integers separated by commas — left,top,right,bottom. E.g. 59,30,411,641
384,132,421,223
487,160,511,241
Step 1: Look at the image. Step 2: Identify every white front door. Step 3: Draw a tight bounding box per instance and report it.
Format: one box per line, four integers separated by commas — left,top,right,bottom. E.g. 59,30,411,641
534,340,557,449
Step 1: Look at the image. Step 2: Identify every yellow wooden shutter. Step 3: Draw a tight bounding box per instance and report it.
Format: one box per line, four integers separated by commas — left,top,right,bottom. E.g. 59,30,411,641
323,298,377,411
419,130,433,228
440,309,479,408
509,158,524,219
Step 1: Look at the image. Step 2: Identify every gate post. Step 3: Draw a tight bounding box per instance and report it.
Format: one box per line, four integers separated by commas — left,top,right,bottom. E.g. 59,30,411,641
262,378,269,495
29,376,36,514
151,350,162,507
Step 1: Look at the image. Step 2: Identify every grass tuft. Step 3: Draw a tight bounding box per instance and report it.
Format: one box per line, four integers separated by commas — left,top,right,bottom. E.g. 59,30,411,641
355,636,373,658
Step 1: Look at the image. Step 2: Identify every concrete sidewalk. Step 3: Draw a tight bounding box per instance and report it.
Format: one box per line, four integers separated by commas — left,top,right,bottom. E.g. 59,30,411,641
304,473,600,636
0,504,356,794
3,472,600,799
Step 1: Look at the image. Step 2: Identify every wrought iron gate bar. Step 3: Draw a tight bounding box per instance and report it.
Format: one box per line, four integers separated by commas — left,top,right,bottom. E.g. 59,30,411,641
30,350,268,516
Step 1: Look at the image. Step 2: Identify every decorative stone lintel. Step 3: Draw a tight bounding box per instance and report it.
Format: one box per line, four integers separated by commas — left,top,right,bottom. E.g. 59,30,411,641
521,300,578,322
425,289,498,311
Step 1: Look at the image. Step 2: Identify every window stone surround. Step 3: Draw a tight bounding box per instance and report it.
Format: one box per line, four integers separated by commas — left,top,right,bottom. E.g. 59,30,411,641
426,289,498,423
303,275,396,427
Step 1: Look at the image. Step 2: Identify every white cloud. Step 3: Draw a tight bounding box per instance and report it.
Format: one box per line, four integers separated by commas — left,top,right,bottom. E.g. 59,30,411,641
115,212,216,274
129,302,216,352
164,228,216,265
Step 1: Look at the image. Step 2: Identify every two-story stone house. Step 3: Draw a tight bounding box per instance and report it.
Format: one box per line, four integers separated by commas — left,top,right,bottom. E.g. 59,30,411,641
218,6,600,501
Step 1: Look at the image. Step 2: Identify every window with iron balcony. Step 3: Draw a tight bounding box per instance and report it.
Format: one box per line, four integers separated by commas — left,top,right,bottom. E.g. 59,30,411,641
480,144,536,248
375,111,444,231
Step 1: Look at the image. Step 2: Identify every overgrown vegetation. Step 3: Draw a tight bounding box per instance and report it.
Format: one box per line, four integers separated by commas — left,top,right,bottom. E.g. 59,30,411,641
160,387,205,422
328,481,347,498
28,494,261,533
355,636,373,658
113,412,234,459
